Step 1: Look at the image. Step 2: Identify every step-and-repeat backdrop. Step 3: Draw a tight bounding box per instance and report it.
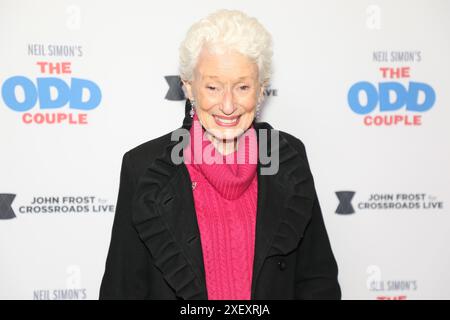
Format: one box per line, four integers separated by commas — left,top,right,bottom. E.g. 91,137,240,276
1,0,449,300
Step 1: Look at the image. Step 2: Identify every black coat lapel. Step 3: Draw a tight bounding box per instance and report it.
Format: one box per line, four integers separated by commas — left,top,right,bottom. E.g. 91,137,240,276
251,121,315,299
131,113,207,300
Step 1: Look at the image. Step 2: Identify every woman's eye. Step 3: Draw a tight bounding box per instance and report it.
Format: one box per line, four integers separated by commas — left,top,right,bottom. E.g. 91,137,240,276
206,86,217,91
240,85,250,90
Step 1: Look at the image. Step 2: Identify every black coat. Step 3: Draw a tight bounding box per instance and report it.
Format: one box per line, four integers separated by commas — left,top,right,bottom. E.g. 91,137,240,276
99,109,341,300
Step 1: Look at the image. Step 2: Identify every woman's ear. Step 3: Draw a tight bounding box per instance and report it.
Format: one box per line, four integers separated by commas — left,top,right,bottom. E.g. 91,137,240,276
181,79,194,101
259,82,266,103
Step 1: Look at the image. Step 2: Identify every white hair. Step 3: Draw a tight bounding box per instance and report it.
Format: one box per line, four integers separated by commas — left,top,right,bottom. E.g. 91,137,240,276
179,9,273,85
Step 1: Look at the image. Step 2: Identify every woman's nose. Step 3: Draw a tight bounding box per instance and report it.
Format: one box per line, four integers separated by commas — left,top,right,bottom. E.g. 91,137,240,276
220,88,236,115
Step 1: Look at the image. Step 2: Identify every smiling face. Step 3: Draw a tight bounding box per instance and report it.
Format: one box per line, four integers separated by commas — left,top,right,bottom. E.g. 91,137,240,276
183,46,264,141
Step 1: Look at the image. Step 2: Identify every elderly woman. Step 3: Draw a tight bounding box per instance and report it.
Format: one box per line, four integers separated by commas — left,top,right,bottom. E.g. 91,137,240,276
100,9,340,300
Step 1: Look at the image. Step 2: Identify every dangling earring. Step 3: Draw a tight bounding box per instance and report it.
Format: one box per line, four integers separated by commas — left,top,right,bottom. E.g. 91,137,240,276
255,102,261,120
190,99,196,118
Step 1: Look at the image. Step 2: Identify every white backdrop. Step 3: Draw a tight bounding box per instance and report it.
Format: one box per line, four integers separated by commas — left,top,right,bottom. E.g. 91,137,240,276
1,0,449,300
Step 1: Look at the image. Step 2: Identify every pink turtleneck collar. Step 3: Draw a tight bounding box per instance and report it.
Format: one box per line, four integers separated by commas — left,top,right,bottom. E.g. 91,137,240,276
183,113,258,200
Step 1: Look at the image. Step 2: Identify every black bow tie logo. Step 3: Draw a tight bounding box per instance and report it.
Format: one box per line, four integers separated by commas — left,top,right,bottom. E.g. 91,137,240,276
0,194,17,219
165,76,186,101
335,191,355,215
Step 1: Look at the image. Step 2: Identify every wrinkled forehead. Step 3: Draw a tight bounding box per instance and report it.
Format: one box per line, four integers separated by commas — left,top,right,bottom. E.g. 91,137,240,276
194,48,259,83
201,74,255,82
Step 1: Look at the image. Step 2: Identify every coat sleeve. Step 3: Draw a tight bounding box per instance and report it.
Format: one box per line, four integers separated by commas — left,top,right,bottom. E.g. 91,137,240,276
99,152,151,299
294,140,342,299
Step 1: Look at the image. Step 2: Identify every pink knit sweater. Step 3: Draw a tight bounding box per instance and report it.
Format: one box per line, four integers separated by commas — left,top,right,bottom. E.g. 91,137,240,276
183,114,258,300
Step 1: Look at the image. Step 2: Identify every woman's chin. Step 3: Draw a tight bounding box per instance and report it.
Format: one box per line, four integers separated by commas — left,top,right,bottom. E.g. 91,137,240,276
208,127,246,141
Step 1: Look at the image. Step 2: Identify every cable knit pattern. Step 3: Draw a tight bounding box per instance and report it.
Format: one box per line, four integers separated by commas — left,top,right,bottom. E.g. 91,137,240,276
183,113,258,300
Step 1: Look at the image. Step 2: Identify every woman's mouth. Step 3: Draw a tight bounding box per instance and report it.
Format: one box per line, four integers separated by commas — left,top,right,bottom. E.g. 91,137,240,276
213,115,241,127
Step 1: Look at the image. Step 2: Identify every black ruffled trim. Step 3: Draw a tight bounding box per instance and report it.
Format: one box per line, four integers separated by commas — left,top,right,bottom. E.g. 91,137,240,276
254,122,315,258
270,133,314,256
131,123,207,299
